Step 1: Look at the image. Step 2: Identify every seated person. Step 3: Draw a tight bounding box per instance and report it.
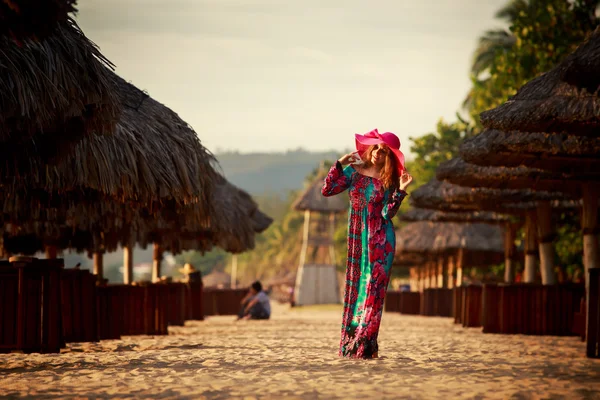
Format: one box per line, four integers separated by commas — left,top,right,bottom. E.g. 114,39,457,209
237,281,271,320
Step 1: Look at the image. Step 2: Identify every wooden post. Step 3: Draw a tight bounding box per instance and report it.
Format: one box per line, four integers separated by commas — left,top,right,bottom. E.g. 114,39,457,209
422,262,429,289
582,184,599,347
447,254,455,289
93,252,104,282
298,210,311,267
504,222,517,283
328,212,336,266
152,243,162,283
583,184,600,288
45,246,58,259
536,201,556,285
409,267,418,291
524,211,538,283
455,248,464,287
437,255,444,288
230,255,238,289
123,245,134,284
428,261,436,288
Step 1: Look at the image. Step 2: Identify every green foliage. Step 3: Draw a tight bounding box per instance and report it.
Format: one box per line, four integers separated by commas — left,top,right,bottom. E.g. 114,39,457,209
465,0,600,124
554,213,584,280
406,116,475,190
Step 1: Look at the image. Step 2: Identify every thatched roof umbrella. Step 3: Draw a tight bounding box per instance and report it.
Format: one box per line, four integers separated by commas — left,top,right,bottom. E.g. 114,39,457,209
1,0,77,39
292,172,348,213
479,28,600,136
436,157,590,283
0,18,118,159
465,30,600,322
410,179,574,214
411,179,579,285
202,270,231,288
395,221,504,290
4,73,216,208
437,157,588,194
400,207,510,224
460,129,600,176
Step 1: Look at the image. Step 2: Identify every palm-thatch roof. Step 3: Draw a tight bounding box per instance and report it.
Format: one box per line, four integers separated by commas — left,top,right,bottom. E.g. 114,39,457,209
480,28,600,135
3,72,218,207
460,129,600,174
0,18,118,151
410,179,576,213
0,69,272,257
0,0,77,39
202,270,231,288
0,177,273,257
395,221,504,266
205,178,272,254
293,171,348,213
437,157,589,195
400,207,510,224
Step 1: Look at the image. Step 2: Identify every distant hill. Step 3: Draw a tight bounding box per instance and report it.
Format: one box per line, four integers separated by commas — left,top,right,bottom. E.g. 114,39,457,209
214,148,342,196
63,149,342,280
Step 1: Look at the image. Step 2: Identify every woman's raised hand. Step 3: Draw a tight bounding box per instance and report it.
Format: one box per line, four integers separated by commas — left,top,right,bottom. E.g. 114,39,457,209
399,172,413,191
338,153,356,166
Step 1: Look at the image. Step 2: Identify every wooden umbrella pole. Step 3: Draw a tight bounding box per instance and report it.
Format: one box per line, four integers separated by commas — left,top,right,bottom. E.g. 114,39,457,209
536,201,556,285
524,211,538,283
45,245,58,260
455,248,464,287
439,254,449,288
152,243,163,283
123,244,134,285
504,222,517,283
583,184,600,289
447,254,455,289
93,252,104,282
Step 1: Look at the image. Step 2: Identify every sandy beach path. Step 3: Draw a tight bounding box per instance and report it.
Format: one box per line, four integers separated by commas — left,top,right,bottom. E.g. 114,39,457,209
1,303,599,399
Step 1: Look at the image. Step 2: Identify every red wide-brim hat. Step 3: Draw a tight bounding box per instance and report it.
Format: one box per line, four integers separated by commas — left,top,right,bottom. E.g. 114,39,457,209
355,128,406,175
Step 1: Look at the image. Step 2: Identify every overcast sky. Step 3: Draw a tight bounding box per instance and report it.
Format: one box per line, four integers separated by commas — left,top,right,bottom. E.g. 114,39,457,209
76,0,507,156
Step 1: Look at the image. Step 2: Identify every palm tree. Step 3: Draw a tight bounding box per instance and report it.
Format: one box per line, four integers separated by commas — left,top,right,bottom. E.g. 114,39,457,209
464,0,600,111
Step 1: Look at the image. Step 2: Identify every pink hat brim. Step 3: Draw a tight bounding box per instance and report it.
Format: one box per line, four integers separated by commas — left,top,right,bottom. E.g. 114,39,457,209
354,132,406,176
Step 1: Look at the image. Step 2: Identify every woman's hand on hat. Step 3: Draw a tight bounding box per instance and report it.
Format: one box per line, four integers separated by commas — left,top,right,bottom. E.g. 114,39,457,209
338,153,355,166
399,172,413,191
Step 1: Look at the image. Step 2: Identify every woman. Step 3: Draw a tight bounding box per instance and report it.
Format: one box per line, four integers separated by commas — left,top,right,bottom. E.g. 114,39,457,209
322,129,413,359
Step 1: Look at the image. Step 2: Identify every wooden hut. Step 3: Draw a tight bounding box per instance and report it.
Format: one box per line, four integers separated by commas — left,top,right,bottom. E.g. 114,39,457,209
292,169,347,305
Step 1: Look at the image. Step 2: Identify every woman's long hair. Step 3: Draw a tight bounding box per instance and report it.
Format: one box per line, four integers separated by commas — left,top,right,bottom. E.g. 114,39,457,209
360,144,399,190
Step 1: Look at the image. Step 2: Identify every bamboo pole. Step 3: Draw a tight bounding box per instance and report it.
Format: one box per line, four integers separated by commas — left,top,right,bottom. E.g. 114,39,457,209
93,252,104,282
152,243,162,283
447,254,455,289
328,212,336,266
455,248,464,287
524,211,538,283
123,245,134,284
536,201,556,285
582,184,600,288
230,255,238,289
45,245,58,259
504,222,517,283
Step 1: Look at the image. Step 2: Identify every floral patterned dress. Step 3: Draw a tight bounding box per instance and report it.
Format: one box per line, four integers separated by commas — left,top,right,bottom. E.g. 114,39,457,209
322,161,407,359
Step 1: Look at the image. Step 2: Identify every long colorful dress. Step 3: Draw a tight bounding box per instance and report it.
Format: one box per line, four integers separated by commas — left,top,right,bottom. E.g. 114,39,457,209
322,161,407,359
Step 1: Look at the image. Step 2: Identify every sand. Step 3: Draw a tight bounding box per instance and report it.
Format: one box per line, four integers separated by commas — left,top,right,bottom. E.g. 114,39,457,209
1,303,599,399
